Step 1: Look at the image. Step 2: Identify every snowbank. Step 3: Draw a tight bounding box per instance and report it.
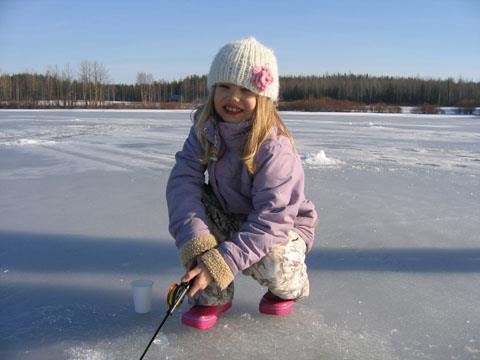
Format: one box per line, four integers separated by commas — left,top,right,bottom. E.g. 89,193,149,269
303,150,344,167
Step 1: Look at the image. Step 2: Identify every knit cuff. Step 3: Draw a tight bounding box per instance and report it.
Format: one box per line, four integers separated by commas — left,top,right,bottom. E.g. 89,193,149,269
179,234,217,270
200,249,234,290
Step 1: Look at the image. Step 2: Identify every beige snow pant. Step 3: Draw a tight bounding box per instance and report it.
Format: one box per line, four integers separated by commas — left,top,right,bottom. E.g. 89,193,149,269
192,184,310,306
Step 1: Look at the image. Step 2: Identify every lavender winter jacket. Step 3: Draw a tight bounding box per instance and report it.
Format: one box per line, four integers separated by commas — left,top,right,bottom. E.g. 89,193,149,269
166,116,317,284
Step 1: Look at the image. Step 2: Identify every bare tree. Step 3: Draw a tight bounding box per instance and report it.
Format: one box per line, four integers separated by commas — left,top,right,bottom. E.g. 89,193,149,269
136,72,154,104
62,64,74,108
92,61,110,106
79,61,92,107
0,71,13,103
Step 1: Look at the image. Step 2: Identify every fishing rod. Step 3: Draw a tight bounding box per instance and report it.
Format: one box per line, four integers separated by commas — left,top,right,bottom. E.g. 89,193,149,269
139,280,192,360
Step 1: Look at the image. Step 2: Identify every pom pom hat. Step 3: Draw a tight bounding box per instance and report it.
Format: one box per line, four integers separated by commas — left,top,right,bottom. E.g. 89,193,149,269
207,37,279,102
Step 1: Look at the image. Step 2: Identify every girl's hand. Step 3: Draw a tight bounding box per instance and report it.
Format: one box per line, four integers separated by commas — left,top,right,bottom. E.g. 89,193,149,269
181,262,213,297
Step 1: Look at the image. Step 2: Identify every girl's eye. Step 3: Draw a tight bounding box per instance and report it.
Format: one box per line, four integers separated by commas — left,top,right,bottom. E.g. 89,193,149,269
218,84,229,89
242,88,253,94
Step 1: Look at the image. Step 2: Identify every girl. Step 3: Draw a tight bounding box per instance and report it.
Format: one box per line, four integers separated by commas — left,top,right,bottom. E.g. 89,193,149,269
166,37,317,330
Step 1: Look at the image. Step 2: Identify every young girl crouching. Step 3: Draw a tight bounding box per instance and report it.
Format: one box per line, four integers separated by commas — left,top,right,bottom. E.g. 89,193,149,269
166,37,318,330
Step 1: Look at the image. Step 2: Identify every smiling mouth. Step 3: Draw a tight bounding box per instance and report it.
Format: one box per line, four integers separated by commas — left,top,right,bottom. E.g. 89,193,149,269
224,105,243,114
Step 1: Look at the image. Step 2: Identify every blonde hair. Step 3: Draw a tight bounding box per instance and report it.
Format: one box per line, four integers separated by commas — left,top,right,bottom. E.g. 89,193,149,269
195,85,296,175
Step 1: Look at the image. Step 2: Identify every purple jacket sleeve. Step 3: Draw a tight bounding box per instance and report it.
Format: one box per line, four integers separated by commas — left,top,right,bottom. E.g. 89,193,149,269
166,124,210,248
217,136,305,275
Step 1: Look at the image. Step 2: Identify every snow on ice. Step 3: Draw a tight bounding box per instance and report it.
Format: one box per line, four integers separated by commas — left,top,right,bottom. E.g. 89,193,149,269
303,150,344,168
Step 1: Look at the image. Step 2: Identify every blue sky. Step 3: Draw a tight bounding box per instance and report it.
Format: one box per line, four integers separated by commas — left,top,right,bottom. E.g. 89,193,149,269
0,0,479,84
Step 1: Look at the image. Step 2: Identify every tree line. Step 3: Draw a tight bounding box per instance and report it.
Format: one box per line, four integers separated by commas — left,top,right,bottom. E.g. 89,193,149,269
281,74,480,107
1,62,479,108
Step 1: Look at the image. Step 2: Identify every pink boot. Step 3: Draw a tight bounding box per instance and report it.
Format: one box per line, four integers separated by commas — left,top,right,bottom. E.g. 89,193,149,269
259,291,295,316
181,302,232,330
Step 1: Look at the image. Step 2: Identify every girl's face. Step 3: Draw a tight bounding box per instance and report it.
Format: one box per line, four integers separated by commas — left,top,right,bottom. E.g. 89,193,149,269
214,83,257,123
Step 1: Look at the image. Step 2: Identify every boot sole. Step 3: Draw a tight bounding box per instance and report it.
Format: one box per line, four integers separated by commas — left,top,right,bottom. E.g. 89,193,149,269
259,300,295,316
182,302,232,330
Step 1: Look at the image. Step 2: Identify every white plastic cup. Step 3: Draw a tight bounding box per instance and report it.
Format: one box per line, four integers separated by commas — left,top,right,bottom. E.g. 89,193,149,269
131,279,154,314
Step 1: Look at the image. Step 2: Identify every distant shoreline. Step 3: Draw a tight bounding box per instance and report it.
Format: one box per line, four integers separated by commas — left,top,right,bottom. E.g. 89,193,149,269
2,72,479,114
1,105,479,116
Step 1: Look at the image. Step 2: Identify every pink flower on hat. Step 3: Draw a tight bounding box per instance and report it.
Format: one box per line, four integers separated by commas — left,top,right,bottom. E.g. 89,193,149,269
251,66,273,92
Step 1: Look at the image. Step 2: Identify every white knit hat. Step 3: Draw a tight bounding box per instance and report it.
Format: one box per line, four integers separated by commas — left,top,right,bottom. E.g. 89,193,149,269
207,37,279,102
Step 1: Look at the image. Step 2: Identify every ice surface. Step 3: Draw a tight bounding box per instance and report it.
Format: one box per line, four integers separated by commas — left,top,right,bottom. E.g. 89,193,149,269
3,138,57,146
1,110,479,359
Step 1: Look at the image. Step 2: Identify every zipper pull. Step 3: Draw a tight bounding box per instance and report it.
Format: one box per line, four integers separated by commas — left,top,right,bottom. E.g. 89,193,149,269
209,146,218,161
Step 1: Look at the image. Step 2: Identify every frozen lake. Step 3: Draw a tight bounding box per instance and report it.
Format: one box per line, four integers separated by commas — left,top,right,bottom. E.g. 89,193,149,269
1,110,479,359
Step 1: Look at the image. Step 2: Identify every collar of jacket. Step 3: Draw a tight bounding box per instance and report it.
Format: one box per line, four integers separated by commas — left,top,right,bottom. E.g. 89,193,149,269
204,117,252,152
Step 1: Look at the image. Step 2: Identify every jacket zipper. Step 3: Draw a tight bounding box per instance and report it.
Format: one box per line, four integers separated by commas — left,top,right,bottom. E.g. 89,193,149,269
208,124,228,210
